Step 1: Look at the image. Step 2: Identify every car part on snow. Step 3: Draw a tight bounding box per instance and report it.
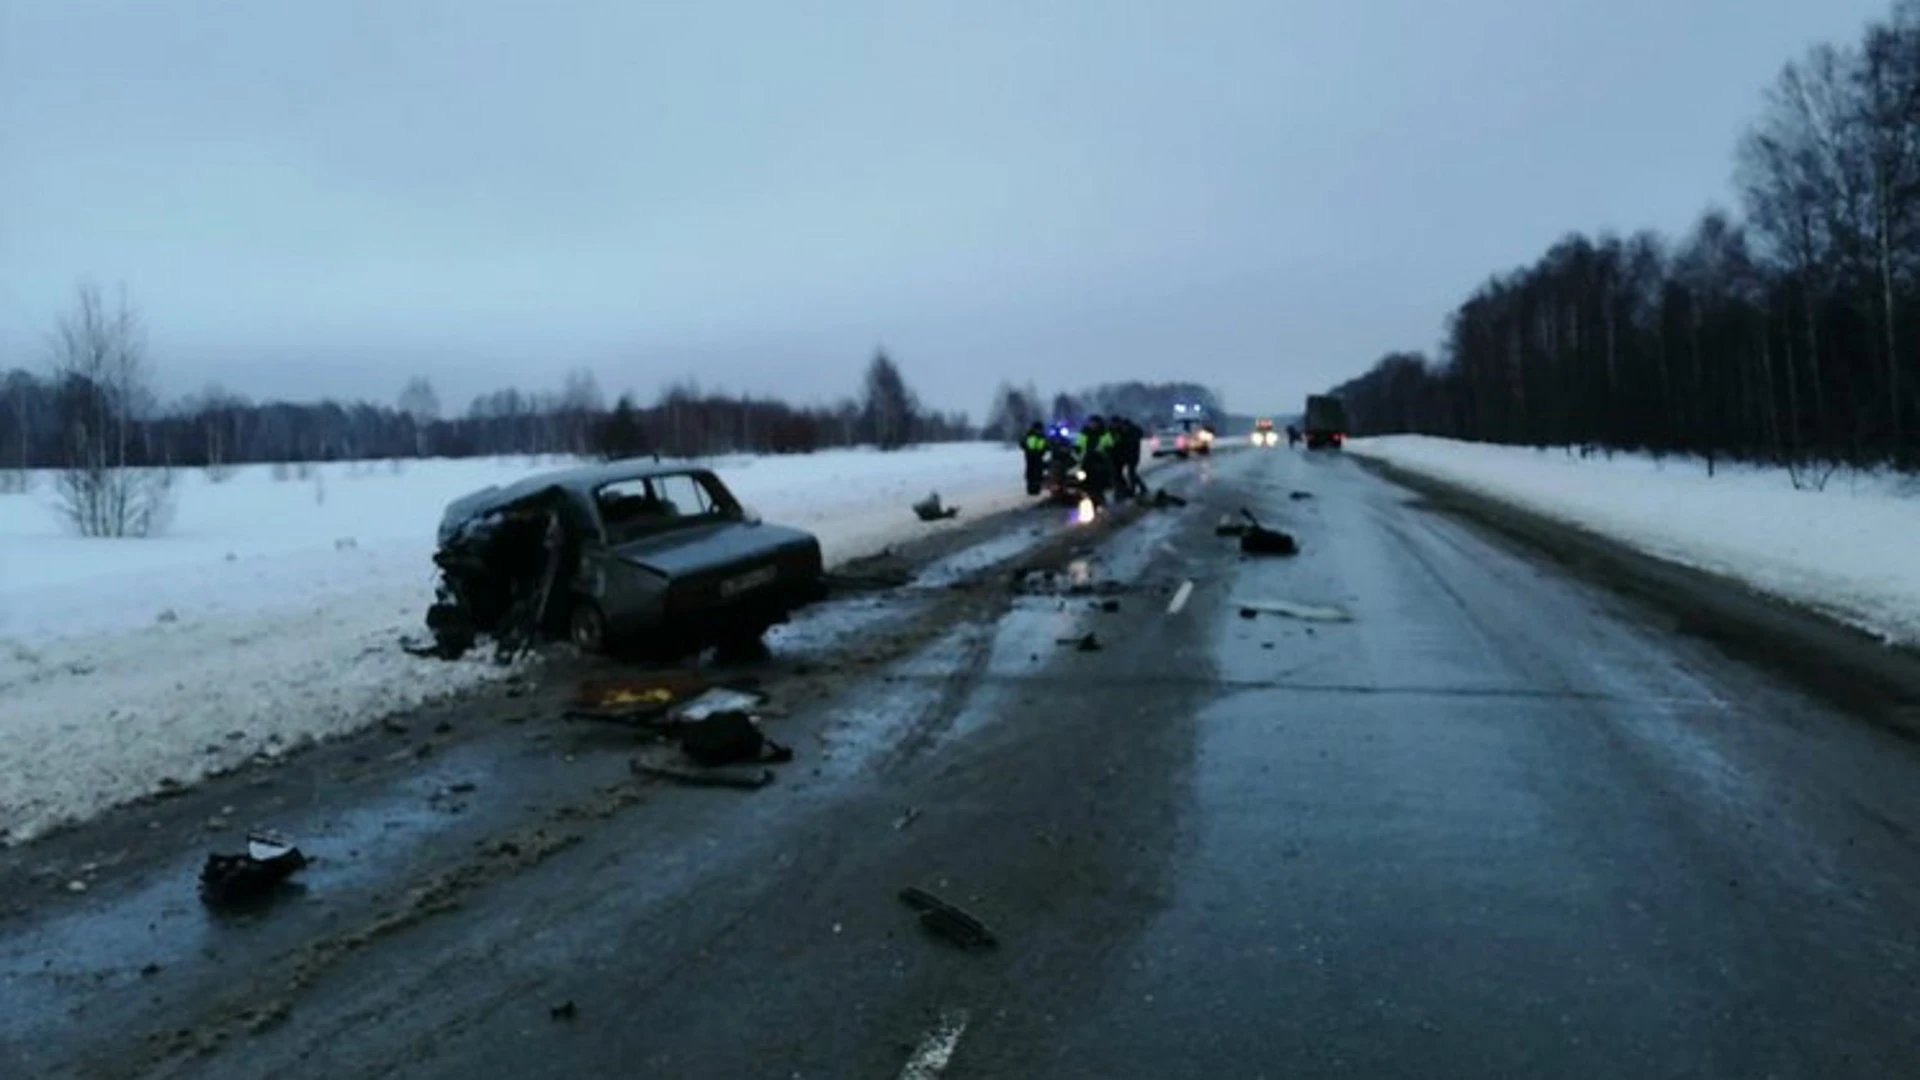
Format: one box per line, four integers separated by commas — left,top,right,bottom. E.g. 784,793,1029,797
899,887,998,951
913,492,962,522
1290,491,1315,500
200,830,308,907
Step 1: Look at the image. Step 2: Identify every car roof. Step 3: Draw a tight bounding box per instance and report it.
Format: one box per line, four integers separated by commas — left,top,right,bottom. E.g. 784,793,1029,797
440,458,718,531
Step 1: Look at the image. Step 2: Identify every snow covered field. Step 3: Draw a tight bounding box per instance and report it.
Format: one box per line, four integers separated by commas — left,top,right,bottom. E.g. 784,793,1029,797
0,444,1025,843
1349,435,1920,648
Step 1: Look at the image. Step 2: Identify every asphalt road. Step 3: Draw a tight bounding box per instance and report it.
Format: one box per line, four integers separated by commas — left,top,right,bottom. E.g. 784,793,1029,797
9,447,1920,1079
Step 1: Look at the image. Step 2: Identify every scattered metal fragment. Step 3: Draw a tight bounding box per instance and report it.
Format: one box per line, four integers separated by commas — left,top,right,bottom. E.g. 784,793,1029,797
899,887,997,951
200,831,308,908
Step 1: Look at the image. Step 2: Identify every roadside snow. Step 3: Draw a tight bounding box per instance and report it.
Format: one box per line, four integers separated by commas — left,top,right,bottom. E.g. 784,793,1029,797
1348,435,1920,647
0,445,1025,843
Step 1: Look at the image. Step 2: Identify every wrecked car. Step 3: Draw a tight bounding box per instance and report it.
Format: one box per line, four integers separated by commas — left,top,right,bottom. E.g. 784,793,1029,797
425,461,825,660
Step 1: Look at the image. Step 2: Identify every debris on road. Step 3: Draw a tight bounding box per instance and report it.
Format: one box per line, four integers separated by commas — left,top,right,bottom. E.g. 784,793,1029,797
629,760,774,790
1149,489,1188,508
1239,608,1259,620
200,830,308,908
1098,598,1122,613
65,879,88,894
1236,599,1354,622
550,1000,578,1022
899,887,998,951
566,671,710,724
894,807,923,831
912,492,962,521
1215,515,1247,537
1290,490,1314,500
1059,633,1104,652
678,710,793,767
1237,510,1299,557
675,687,768,722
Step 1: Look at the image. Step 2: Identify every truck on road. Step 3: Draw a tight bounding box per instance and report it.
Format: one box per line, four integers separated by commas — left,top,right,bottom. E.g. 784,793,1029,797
1303,394,1348,450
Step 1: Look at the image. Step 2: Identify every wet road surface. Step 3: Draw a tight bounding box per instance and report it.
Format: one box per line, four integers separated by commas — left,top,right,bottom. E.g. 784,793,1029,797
7,448,1920,1078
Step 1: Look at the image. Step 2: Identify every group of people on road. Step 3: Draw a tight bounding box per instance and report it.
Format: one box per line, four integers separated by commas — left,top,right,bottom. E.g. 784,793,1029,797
1021,416,1146,507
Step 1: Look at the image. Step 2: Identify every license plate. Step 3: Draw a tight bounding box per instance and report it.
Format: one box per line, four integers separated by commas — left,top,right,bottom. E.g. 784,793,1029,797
719,566,778,599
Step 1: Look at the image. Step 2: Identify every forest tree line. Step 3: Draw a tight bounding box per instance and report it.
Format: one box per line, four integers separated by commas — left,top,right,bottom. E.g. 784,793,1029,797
1332,0,1920,470
1,319,971,473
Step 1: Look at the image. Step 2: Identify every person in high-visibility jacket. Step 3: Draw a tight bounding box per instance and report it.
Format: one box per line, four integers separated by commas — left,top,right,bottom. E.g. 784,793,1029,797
1021,422,1049,495
1075,415,1117,506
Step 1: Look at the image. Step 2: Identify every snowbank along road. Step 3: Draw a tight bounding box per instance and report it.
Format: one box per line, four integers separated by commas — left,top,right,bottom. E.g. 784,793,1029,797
0,445,1035,844
5,444,1920,1078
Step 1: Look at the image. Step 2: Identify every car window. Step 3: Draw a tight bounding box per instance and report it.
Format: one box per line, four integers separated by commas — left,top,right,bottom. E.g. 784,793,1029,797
594,474,726,542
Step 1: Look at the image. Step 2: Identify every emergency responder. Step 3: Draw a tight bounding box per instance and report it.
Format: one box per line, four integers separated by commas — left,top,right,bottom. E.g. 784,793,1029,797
1286,423,1302,449
1021,421,1048,496
1076,415,1117,506
1115,417,1145,497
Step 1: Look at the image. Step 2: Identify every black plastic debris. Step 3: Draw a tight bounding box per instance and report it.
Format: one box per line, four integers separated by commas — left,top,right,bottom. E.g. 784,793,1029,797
1150,489,1188,508
678,711,793,767
1058,633,1103,652
1216,515,1248,537
912,492,961,522
1290,490,1314,500
550,1001,578,1022
899,887,997,950
199,831,308,908
1237,510,1299,557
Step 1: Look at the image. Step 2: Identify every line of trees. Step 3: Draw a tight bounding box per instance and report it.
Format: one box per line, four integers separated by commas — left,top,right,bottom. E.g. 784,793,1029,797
1332,0,1920,472
2,318,972,480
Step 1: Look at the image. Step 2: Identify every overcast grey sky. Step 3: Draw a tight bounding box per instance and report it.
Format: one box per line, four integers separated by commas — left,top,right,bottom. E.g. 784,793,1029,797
0,0,1894,417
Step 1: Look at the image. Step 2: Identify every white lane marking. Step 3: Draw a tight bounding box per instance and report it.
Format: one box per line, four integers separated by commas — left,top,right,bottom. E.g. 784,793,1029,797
898,1008,971,1079
1166,579,1195,616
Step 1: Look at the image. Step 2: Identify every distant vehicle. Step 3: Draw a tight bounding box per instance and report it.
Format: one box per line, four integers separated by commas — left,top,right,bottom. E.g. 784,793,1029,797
1150,403,1215,457
1303,395,1348,450
1251,418,1279,448
426,461,825,660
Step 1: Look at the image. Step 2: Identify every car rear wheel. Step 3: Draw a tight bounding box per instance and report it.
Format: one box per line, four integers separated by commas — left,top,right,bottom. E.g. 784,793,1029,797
570,602,610,654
